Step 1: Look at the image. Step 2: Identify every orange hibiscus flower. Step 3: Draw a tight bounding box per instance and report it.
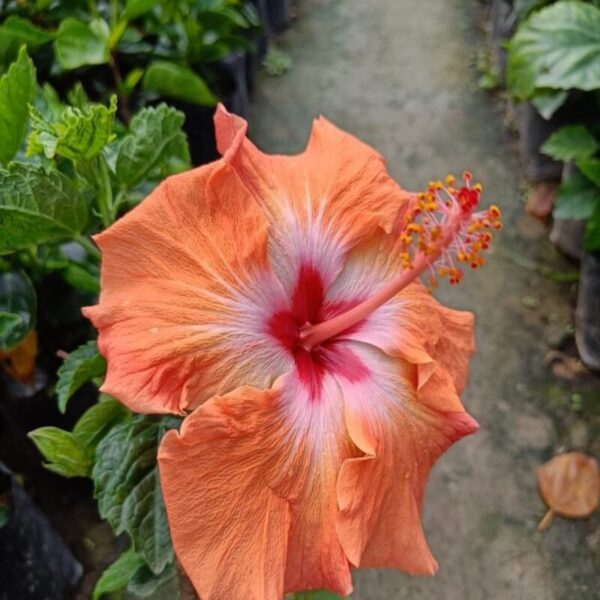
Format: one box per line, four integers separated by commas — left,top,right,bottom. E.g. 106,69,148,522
84,105,500,600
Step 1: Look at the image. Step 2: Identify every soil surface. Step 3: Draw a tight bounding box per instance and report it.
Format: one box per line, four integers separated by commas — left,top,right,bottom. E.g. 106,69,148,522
249,1,600,599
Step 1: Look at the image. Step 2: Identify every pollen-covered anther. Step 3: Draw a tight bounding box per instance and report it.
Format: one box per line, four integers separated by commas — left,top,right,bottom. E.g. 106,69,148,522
395,172,501,290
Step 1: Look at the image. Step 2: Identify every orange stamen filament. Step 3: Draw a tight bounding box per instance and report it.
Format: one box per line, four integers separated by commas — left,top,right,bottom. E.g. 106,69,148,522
299,173,500,351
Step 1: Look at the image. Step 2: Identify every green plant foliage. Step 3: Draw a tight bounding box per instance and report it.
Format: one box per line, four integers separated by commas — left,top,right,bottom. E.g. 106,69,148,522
92,547,145,600
0,270,36,351
0,16,55,49
54,18,111,70
264,46,293,77
541,125,600,162
0,163,88,254
290,592,345,600
142,61,218,106
56,340,107,413
531,90,568,120
554,171,599,220
115,104,190,187
123,0,161,20
0,47,36,166
27,96,117,162
28,427,91,477
507,2,600,99
585,201,600,250
73,397,130,452
127,561,180,597
93,416,181,575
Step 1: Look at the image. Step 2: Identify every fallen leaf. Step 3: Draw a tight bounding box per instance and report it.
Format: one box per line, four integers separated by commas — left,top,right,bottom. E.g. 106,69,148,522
544,350,588,381
0,330,37,383
537,452,600,530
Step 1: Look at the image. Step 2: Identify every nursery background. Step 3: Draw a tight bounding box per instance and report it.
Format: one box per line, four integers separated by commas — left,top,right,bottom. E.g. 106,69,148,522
1,0,599,599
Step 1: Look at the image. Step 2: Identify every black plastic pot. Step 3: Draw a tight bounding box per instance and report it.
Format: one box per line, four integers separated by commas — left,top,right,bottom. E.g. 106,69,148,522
216,52,250,118
489,0,515,82
0,463,82,600
266,0,292,34
576,251,600,371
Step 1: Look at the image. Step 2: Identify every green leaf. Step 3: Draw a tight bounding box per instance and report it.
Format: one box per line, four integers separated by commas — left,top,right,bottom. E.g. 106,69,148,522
0,47,36,165
531,90,568,120
142,61,217,106
123,0,160,20
54,18,110,70
1,16,54,48
0,163,88,254
56,340,106,413
115,103,189,187
585,200,600,251
290,592,345,600
0,502,9,528
93,416,180,574
541,125,599,162
576,157,600,188
127,561,180,597
554,171,600,220
27,96,117,162
28,426,91,477
93,547,145,600
73,397,129,453
0,270,36,351
507,2,600,99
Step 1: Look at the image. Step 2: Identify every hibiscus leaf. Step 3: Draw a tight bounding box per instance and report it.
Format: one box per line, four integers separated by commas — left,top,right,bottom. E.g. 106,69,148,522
576,157,600,188
72,396,130,453
92,546,145,600
115,103,190,188
0,163,89,254
507,2,600,99
127,561,180,597
541,125,599,162
584,200,600,251
27,96,117,162
54,18,110,70
93,416,181,574
0,270,36,351
142,61,218,106
0,46,36,166
56,340,107,413
0,16,54,48
28,426,91,477
554,171,599,221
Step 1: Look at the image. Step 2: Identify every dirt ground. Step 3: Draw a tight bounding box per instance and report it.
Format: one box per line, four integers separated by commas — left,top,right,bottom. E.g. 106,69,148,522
249,1,600,599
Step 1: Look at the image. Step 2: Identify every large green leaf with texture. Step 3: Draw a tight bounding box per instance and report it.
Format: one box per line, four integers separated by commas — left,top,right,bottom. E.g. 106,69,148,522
27,96,117,162
541,125,599,162
93,416,180,574
115,103,189,187
1,16,54,48
142,61,218,106
554,171,599,220
72,396,130,453
92,547,145,600
56,340,107,413
0,47,36,166
54,18,110,70
0,270,36,351
507,2,600,99
0,163,88,254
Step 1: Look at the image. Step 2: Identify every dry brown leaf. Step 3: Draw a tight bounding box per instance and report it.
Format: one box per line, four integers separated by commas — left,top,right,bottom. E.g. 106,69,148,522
537,452,600,530
0,330,37,383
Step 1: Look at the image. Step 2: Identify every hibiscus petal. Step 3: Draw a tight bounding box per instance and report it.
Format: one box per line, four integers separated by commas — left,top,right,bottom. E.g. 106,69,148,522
158,386,291,600
159,378,356,599
83,162,291,414
214,104,411,295
334,343,478,573
326,228,475,413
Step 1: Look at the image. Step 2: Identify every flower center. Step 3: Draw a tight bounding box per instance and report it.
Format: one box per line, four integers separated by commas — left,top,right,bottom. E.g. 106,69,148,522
300,172,500,350
267,264,368,401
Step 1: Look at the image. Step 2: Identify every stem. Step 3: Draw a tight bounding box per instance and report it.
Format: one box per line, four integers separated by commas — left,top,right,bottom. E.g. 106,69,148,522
75,235,101,261
95,156,114,227
109,54,131,124
538,509,554,531
300,211,463,350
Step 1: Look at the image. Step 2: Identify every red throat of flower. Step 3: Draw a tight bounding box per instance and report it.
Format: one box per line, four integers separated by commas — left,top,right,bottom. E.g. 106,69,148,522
300,172,501,350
